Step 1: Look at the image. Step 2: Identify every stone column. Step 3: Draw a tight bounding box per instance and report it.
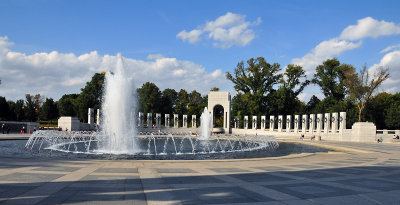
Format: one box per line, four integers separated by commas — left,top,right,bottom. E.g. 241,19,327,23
278,115,283,132
182,115,188,128
294,115,300,133
302,114,308,133
316,113,323,133
309,114,315,133
192,115,196,128
234,116,239,129
332,112,338,133
286,115,291,133
269,116,275,131
339,112,346,132
147,113,152,128
96,109,100,125
88,108,94,125
156,113,161,128
244,116,248,129
165,114,170,128
324,113,331,133
252,116,257,130
173,114,179,128
261,116,266,130
138,112,144,127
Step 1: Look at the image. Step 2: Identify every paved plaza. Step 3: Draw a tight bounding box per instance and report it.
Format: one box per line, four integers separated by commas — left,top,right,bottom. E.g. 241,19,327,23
0,138,400,204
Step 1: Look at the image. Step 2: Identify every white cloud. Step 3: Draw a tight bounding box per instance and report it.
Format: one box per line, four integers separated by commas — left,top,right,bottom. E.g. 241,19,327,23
292,17,400,77
291,17,400,101
176,12,261,48
146,54,165,60
176,29,203,44
369,50,400,93
291,38,362,75
380,44,400,53
340,17,400,40
0,37,230,101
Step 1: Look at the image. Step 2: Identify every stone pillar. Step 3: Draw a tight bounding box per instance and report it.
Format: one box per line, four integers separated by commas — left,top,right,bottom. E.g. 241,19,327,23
165,114,170,128
224,109,230,133
294,115,300,133
278,115,283,132
339,112,346,132
173,114,179,128
96,109,100,125
88,108,94,125
138,112,144,127
156,113,161,128
234,116,239,129
261,116,266,130
302,114,308,133
252,116,257,130
332,112,338,133
147,113,153,128
192,115,197,128
316,114,323,133
244,116,248,129
286,115,292,133
182,115,188,128
324,113,331,133
269,116,275,131
309,114,315,133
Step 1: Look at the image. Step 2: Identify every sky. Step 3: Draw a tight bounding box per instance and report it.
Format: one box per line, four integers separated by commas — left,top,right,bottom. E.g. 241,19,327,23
1,0,400,102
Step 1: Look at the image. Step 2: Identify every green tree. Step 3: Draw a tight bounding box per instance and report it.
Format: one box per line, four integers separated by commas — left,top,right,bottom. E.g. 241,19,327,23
343,65,390,122
271,64,310,115
6,100,17,120
365,92,393,129
161,88,178,114
385,95,400,129
187,90,206,117
313,58,355,101
0,96,9,120
226,57,282,115
24,94,38,121
75,73,105,122
175,89,188,116
231,93,250,128
58,94,79,116
14,100,25,121
210,87,220,91
40,98,59,121
306,95,321,113
137,82,162,114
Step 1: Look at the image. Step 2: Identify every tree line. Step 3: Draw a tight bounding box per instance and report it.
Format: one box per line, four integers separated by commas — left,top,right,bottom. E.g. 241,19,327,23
0,73,209,126
0,57,398,129
227,57,393,129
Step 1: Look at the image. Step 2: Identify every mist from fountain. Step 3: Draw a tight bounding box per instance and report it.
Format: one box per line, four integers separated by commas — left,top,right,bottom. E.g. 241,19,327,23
96,53,139,154
199,107,212,140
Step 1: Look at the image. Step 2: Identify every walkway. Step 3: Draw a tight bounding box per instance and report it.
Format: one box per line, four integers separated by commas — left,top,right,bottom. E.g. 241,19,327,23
0,139,399,204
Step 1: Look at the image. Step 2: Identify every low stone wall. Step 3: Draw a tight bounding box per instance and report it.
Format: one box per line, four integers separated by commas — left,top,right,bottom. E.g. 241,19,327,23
232,122,389,143
58,117,96,131
0,121,40,133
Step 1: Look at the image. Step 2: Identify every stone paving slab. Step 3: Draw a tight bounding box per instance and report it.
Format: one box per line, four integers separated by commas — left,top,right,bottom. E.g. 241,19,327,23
0,140,399,204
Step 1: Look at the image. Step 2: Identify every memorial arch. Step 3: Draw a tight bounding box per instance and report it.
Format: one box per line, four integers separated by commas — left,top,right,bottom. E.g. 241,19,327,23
208,91,231,133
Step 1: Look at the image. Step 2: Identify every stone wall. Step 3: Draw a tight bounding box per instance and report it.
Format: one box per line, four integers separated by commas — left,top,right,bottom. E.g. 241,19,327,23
0,121,40,133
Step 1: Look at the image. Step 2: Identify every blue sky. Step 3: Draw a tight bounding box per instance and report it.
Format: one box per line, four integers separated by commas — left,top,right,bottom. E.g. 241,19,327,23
1,0,400,101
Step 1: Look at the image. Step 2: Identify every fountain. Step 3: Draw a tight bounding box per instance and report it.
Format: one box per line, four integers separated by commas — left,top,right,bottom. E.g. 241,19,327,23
24,54,280,159
96,53,139,154
198,107,212,140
